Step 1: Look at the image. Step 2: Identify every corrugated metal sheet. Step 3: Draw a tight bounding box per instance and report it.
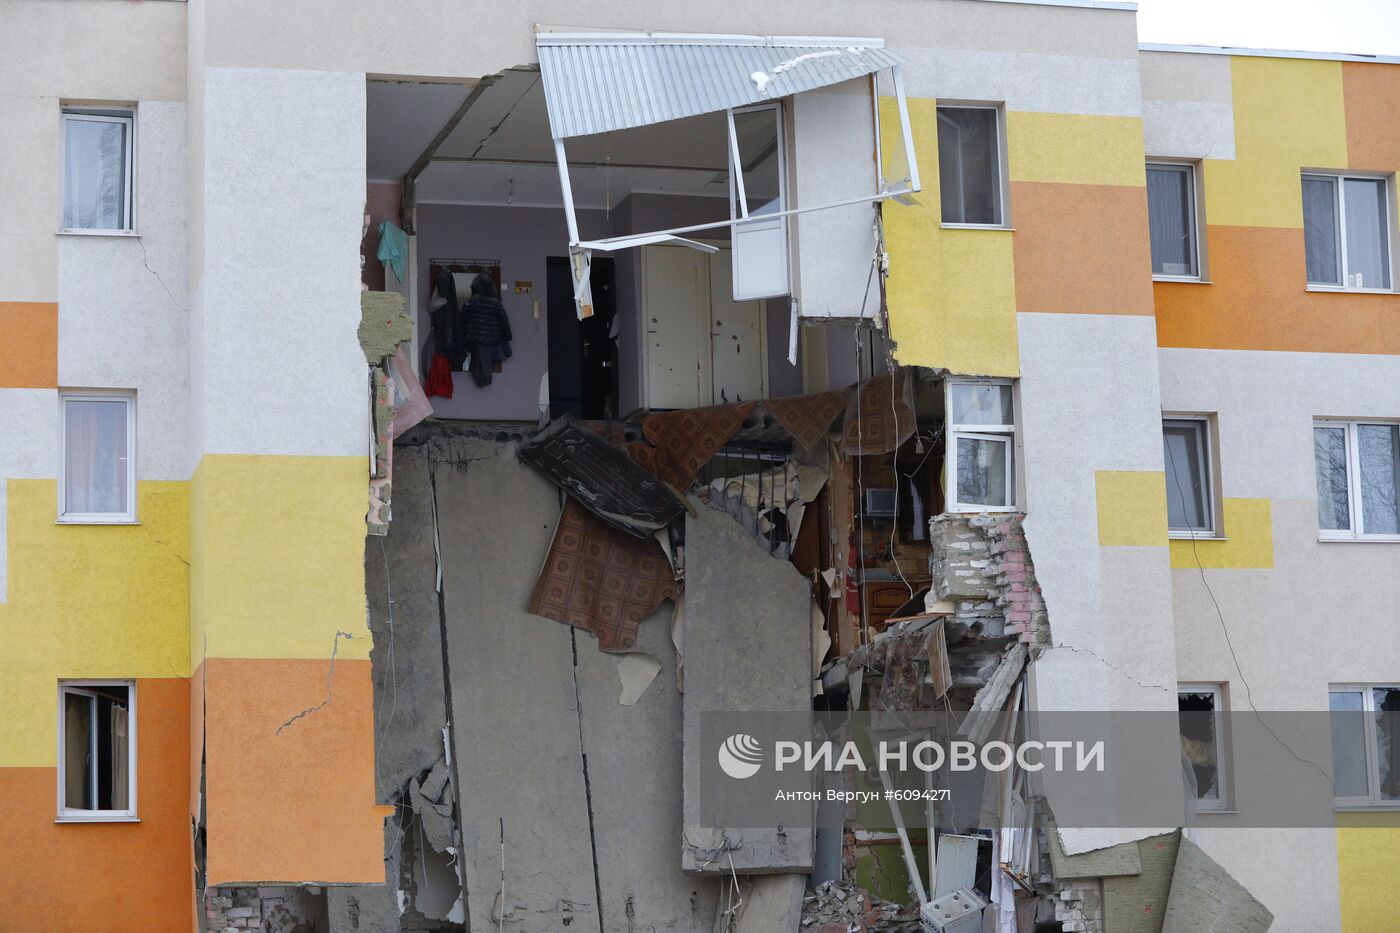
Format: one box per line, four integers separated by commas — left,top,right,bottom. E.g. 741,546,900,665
537,33,906,139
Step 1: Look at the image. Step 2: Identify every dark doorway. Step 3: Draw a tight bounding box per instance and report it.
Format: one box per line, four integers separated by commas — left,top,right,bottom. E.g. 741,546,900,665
546,256,616,419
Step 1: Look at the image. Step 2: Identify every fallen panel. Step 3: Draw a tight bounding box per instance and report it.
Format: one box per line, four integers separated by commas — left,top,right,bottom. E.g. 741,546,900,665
1047,823,1144,880
1102,831,1179,933
682,500,815,873
733,873,807,933
933,834,984,900
436,440,601,932
518,414,683,537
959,642,1028,745
1161,836,1273,933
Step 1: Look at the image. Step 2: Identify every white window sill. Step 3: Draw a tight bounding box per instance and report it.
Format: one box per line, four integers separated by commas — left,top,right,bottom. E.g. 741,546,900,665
1305,285,1395,295
1169,531,1224,540
56,814,139,824
1319,534,1400,543
1189,807,1236,814
1154,275,1210,284
1335,804,1400,812
57,229,140,238
56,517,139,526
946,506,1018,514
940,223,1014,232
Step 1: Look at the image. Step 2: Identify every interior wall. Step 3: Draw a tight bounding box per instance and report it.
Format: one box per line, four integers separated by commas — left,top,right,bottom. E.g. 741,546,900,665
414,202,612,421
362,181,403,292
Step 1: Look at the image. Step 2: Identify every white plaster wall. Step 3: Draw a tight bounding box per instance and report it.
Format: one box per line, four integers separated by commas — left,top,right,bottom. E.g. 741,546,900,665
1018,312,1178,711
1159,347,1400,931
0,390,60,602
58,100,189,483
193,66,369,462
1140,51,1236,160
900,48,1143,116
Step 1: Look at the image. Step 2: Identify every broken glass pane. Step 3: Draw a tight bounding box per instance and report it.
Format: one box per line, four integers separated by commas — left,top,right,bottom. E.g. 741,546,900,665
949,383,1012,427
1178,691,1219,800
1358,424,1400,535
1376,688,1400,800
1314,426,1350,531
956,435,1009,507
1329,690,1370,799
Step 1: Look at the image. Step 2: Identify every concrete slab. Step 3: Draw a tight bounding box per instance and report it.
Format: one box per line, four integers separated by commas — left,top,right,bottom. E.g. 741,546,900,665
734,873,807,932
436,440,601,932
682,500,815,873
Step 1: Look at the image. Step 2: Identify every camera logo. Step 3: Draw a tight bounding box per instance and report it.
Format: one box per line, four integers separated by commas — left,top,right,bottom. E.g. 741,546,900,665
717,733,764,780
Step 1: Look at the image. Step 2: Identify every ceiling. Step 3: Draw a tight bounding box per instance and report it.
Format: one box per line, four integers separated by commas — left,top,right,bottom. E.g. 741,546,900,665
367,71,752,209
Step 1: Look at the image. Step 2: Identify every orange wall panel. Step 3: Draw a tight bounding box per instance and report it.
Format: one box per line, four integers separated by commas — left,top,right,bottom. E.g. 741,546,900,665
0,302,58,388
1011,182,1155,315
203,658,383,885
1154,225,1400,354
0,678,192,932
1343,62,1400,173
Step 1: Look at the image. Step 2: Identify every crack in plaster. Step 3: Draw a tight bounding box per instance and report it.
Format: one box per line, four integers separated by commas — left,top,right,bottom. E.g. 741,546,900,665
275,630,355,734
136,236,185,311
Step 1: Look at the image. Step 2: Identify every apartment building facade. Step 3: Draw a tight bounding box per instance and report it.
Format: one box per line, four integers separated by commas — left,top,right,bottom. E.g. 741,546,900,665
0,0,1396,930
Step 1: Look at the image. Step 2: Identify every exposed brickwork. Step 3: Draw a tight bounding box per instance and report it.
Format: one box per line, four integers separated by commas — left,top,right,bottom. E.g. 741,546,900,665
928,513,1049,649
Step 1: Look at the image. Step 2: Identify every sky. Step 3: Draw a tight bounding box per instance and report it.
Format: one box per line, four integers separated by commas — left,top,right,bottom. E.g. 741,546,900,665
1134,0,1400,58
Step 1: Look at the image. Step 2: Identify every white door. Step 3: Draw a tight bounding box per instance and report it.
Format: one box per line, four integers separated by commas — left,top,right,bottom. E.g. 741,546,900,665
707,249,766,404
643,245,711,409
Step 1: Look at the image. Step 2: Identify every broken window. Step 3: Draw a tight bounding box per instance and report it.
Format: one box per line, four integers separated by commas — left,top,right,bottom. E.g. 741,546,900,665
538,32,920,319
1314,420,1400,539
58,682,135,820
59,391,136,523
937,106,1003,227
1329,685,1400,806
946,380,1015,511
1163,417,1215,536
1177,684,1227,809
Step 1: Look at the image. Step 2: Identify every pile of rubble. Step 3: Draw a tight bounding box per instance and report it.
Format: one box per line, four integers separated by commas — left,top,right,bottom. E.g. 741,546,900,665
801,880,922,932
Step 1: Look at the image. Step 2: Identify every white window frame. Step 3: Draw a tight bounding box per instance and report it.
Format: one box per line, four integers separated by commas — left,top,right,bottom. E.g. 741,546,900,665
56,680,138,822
1147,161,1204,282
1178,683,1230,811
58,391,137,524
727,101,790,301
1314,418,1400,542
1329,683,1400,810
936,103,1009,230
1302,172,1394,293
60,107,136,234
1163,415,1219,538
946,378,1017,513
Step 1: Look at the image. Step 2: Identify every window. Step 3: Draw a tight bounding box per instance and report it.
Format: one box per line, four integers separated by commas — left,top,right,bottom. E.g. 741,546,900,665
937,106,1003,226
1314,420,1399,539
61,108,134,232
1178,684,1228,810
729,103,790,300
58,681,136,821
1147,163,1200,278
1302,173,1391,290
59,392,136,523
946,380,1015,511
1329,685,1400,807
1163,417,1216,536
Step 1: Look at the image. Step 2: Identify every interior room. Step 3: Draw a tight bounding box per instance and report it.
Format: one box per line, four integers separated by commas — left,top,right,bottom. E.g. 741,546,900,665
364,70,836,424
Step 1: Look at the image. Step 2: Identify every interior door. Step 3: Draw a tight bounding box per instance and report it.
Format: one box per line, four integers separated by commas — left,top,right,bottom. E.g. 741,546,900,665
707,249,766,404
643,245,711,409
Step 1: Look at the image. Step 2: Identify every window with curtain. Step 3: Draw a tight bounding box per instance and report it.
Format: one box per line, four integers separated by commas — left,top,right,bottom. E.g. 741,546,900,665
1163,418,1215,534
937,106,1002,226
1302,173,1392,290
60,393,135,522
1147,163,1199,277
1330,686,1400,806
58,682,134,819
947,380,1015,510
1178,685,1228,808
62,109,134,232
1314,419,1400,538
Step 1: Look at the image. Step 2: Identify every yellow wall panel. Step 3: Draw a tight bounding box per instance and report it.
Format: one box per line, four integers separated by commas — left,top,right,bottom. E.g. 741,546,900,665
1096,470,1169,547
880,96,1020,377
0,480,190,766
1203,56,1348,228
1006,112,1147,188
1338,825,1400,931
191,454,372,663
1169,498,1273,569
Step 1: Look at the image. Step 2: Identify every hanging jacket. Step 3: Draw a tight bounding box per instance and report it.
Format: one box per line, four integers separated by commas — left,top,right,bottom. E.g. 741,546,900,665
456,274,513,386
